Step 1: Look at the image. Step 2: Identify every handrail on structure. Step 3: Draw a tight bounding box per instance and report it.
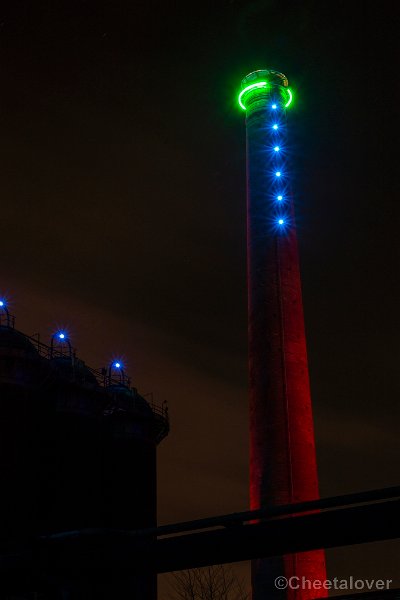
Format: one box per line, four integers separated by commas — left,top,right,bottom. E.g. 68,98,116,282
0,321,169,424
42,485,400,542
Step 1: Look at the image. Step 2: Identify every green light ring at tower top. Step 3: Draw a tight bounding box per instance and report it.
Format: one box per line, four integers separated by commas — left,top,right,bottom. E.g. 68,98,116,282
238,81,267,110
238,83,293,110
284,88,293,108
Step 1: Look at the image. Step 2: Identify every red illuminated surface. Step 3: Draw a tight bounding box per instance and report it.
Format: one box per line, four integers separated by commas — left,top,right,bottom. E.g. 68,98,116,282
246,104,327,599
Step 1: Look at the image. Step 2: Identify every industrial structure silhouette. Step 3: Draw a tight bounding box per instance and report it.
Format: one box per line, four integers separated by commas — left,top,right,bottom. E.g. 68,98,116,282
0,303,169,598
239,69,326,599
0,68,398,600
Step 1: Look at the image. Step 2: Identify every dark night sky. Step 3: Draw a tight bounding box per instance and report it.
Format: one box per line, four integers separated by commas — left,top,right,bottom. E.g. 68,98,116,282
1,0,399,594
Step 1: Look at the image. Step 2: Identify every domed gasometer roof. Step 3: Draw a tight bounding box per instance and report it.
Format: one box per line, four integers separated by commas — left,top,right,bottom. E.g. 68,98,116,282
50,356,100,387
0,327,40,357
106,385,154,416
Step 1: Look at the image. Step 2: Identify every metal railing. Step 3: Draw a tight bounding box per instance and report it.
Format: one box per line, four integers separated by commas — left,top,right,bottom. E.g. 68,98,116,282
0,307,15,328
0,315,169,425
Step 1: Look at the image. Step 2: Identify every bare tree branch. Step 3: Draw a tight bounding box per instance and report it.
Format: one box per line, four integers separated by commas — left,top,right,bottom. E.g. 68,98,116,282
166,565,249,600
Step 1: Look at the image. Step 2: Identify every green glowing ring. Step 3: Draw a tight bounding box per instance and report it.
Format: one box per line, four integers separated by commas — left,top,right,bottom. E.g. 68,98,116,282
238,82,293,110
238,82,267,110
284,87,293,108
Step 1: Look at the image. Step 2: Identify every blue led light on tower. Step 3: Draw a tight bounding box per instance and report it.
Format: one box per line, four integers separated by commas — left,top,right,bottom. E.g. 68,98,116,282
0,301,4,307
272,104,277,110
57,331,66,340
274,146,280,152
238,70,327,600
113,361,122,369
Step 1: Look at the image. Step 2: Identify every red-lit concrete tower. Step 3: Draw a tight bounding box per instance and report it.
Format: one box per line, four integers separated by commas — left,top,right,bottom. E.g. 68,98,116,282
238,70,327,599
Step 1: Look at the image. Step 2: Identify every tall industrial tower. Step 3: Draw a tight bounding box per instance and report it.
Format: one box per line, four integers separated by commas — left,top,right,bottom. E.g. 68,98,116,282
238,70,327,599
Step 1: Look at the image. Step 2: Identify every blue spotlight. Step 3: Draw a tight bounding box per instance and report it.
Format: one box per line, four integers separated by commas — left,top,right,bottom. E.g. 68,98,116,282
272,104,277,109
57,331,66,340
0,300,4,307
275,171,281,177
274,146,280,152
113,361,122,369
277,195,283,201
272,124,278,130
278,218,285,226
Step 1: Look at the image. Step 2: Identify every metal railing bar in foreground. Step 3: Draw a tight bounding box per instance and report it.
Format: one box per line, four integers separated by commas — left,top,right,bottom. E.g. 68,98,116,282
43,485,400,541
